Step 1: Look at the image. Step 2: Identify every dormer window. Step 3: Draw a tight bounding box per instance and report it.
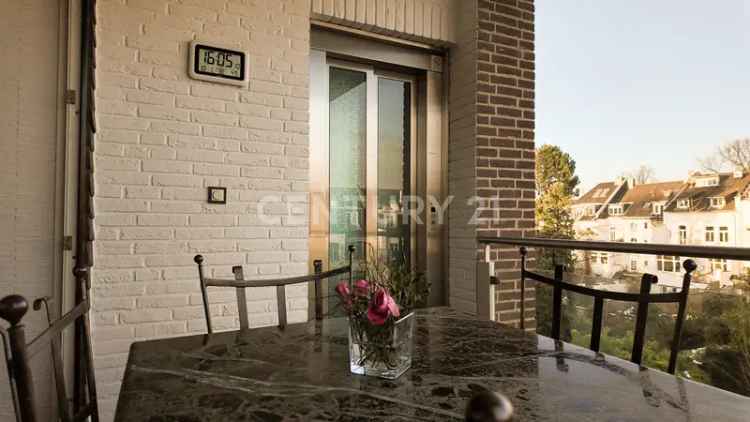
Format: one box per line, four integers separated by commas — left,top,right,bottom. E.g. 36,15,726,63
609,204,624,216
695,176,720,187
677,199,691,209
709,197,725,208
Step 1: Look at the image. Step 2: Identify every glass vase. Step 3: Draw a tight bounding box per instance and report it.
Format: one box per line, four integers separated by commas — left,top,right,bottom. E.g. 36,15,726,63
348,311,415,379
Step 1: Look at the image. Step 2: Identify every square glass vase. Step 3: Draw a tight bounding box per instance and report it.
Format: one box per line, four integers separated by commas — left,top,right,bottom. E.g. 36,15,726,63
348,311,415,380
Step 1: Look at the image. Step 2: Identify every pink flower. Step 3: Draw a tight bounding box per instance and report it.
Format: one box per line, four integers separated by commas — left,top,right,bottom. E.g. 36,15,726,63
367,289,400,325
353,279,370,296
335,282,351,308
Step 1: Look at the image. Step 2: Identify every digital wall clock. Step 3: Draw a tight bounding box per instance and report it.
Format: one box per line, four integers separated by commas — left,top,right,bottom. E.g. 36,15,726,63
188,41,249,87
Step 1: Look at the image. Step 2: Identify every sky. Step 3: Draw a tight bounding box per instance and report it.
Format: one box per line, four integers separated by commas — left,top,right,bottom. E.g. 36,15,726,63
536,0,750,193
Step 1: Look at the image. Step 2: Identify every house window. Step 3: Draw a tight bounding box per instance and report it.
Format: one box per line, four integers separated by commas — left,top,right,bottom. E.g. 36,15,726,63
630,258,638,271
630,222,638,231
609,227,617,241
590,252,599,262
609,204,623,216
719,226,729,243
630,237,638,243
600,253,609,264
697,177,719,187
652,203,664,215
657,255,681,273
643,222,648,229
678,225,687,244
677,199,690,209
709,197,726,208
710,259,728,272
705,226,715,242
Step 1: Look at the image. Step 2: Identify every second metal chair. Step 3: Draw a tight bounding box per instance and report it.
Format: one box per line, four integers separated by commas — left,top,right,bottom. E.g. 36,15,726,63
194,245,355,333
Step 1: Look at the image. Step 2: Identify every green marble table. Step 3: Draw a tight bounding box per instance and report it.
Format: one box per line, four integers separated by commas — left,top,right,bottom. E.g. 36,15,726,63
115,308,750,421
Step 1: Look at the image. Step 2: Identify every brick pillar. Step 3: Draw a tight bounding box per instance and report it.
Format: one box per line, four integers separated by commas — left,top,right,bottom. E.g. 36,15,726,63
448,0,535,328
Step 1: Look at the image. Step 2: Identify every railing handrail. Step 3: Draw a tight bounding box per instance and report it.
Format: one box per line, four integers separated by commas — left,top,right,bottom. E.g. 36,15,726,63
478,236,750,261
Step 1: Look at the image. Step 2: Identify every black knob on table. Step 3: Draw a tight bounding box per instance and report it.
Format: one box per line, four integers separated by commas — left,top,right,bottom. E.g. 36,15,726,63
465,390,514,422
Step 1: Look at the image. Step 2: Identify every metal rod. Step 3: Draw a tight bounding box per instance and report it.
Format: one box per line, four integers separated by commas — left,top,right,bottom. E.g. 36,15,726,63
551,265,563,341
590,297,604,352
233,266,249,331
478,236,750,261
204,265,352,288
632,274,657,365
519,247,527,331
669,259,697,374
194,255,213,334
313,260,323,320
523,269,682,303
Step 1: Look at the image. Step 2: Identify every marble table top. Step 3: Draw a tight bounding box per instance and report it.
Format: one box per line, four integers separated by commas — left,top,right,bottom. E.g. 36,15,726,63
115,308,750,421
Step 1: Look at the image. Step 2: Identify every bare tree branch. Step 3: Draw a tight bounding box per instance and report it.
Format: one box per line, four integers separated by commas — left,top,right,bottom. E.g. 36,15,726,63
698,154,724,173
708,138,750,173
620,164,656,184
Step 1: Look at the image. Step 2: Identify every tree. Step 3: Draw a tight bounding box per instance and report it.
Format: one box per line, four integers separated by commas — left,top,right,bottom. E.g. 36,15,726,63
535,144,580,243
620,164,656,184
699,138,750,173
534,145,580,339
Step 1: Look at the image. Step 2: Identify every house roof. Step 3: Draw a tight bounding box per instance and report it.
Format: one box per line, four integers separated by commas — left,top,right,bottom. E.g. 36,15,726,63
574,182,617,205
597,184,629,219
619,181,685,218
665,173,750,212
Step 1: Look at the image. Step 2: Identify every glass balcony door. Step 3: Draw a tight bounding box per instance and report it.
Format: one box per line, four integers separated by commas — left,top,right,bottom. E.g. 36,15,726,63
310,52,417,312
326,61,415,269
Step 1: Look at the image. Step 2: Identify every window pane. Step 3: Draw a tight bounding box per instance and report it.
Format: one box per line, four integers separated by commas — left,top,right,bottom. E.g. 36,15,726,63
329,67,367,268
377,78,411,266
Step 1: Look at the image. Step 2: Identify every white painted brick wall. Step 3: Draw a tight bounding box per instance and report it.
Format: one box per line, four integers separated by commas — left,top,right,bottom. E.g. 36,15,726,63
93,0,311,419
0,1,62,419
448,0,478,314
311,0,457,44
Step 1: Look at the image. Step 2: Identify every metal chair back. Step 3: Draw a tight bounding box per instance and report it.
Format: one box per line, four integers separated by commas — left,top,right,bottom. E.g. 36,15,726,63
0,269,99,422
518,247,697,374
194,245,355,333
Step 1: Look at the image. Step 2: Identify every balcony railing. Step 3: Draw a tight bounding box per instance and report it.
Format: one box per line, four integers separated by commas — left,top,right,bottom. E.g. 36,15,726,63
476,236,750,377
478,236,750,261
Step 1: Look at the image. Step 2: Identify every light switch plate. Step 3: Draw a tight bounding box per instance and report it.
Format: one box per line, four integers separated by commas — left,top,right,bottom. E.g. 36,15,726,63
207,186,227,204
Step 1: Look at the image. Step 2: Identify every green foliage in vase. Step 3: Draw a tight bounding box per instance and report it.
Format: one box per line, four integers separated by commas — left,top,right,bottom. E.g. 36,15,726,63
360,246,430,313
337,245,427,369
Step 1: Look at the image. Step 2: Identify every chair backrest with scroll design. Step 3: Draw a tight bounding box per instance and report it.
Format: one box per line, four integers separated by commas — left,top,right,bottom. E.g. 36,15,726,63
0,269,99,422
194,245,355,333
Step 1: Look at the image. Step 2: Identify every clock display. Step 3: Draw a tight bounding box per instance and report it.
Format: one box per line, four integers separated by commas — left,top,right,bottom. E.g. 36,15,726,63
194,44,244,81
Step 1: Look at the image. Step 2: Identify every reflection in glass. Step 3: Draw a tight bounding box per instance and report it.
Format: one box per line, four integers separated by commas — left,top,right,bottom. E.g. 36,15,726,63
329,67,367,271
377,78,411,266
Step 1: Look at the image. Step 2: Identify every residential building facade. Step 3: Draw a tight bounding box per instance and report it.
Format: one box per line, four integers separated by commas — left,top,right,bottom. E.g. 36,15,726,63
573,172,750,292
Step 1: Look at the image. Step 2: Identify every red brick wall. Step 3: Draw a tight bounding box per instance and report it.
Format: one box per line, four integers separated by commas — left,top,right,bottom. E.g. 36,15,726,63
475,0,536,327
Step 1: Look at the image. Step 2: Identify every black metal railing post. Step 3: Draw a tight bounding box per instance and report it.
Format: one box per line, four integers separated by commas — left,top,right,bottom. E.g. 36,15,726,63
632,274,658,366
668,259,697,374
590,297,604,353
551,265,564,341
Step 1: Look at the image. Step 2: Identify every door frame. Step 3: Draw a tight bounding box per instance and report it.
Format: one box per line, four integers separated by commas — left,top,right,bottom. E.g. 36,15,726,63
309,29,447,309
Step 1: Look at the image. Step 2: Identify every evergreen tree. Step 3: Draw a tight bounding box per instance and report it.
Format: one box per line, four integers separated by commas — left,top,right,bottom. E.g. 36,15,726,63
535,144,580,268
534,145,580,339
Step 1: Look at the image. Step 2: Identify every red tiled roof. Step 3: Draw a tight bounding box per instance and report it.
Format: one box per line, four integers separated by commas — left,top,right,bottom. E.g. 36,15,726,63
620,181,685,218
574,182,617,205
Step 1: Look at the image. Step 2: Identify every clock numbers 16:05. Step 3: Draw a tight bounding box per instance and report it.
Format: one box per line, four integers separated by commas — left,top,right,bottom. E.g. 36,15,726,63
203,50,235,68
